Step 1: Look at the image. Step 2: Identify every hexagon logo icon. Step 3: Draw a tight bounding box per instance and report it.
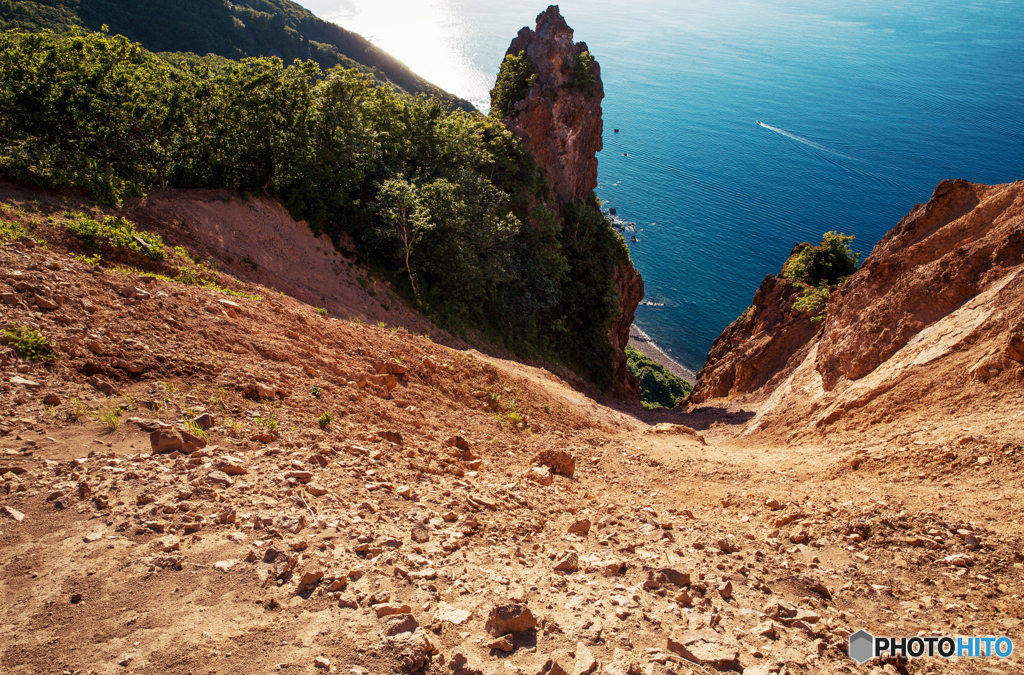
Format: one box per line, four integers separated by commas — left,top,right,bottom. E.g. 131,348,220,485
849,629,875,664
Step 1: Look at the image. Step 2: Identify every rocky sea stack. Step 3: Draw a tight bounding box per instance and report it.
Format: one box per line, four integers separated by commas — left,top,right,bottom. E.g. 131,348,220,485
492,6,643,398
495,5,605,206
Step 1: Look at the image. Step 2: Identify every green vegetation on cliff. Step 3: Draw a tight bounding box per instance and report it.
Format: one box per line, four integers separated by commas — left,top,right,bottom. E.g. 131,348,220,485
489,51,536,119
625,345,693,409
0,0,472,109
783,231,860,322
0,28,629,386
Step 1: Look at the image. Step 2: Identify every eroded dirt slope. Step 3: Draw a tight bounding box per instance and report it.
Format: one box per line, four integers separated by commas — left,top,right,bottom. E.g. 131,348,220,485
1,186,1023,675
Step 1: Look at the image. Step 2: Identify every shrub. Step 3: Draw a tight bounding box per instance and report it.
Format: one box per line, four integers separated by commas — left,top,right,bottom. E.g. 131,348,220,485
0,219,27,241
309,384,322,398
0,29,628,389
2,324,57,361
782,231,859,287
572,51,597,95
64,212,165,260
783,231,860,323
793,283,832,323
318,411,332,427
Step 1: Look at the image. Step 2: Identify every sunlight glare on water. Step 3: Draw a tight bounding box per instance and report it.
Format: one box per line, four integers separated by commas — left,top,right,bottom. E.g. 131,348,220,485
308,0,495,110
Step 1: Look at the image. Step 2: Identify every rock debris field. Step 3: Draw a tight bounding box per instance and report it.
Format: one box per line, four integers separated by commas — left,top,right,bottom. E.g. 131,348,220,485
2,194,1023,675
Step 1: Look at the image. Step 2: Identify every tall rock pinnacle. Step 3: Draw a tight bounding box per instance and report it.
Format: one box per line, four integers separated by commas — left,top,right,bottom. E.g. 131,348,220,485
494,5,605,205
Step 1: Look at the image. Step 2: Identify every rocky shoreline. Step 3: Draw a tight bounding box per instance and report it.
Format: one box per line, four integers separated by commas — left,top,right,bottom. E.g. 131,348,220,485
628,324,696,384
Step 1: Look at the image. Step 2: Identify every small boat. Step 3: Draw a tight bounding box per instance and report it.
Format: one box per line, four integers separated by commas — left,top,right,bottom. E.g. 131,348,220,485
623,153,628,157
630,235,637,242
756,120,761,124
614,128,619,133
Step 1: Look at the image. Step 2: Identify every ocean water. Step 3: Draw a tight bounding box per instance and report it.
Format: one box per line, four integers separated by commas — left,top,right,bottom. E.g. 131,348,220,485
298,0,1024,374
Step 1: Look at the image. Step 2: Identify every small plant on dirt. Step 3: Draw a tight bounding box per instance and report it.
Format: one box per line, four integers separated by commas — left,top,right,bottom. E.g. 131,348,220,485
316,307,327,316
309,384,322,398
184,418,207,439
0,218,28,241
64,211,165,261
2,324,57,362
93,398,121,430
160,380,178,395
241,255,258,271
255,412,279,431
318,412,333,428
69,397,89,422
71,251,102,265
506,411,524,426
209,387,231,415
223,418,243,435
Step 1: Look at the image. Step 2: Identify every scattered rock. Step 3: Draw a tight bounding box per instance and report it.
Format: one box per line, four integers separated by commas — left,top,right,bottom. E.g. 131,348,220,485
532,449,576,478
150,428,184,454
525,466,553,486
374,603,413,618
314,656,330,669
571,642,598,675
9,376,41,390
484,603,537,637
87,376,115,395
206,470,234,487
434,602,472,625
411,523,430,543
554,551,579,572
381,628,432,671
567,519,591,535
487,635,514,652
383,614,419,636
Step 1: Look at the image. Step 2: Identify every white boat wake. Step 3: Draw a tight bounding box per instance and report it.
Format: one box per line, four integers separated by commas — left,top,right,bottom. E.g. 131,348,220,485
757,121,858,161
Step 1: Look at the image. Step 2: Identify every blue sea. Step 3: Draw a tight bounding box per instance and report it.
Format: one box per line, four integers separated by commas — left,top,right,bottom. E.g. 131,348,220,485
298,0,1024,374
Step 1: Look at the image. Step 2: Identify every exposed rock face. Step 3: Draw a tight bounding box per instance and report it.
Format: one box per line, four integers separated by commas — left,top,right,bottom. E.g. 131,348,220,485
816,179,1024,390
693,179,1024,437
687,267,818,405
608,262,644,398
498,5,604,205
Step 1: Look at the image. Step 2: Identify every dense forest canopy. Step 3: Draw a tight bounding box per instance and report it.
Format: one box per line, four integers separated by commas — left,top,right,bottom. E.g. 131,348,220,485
0,28,631,386
0,0,473,109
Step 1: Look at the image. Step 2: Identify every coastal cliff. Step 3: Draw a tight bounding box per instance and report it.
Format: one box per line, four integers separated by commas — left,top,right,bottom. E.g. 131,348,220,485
687,263,818,405
687,179,1024,437
494,5,642,398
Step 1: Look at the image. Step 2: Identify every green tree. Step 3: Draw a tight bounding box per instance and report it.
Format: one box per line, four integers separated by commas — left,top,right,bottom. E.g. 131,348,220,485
376,177,432,298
